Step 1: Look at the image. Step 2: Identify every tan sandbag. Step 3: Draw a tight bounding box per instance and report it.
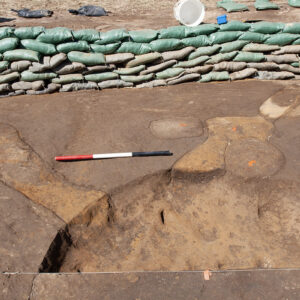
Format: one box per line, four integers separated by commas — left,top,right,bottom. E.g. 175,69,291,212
0,72,20,83
12,81,33,90
126,53,162,68
12,80,44,91
98,79,134,89
26,83,61,95
278,64,300,74
60,82,98,92
0,89,25,98
213,61,247,72
83,64,115,75
167,73,200,85
242,43,280,52
247,62,280,71
43,56,51,66
230,68,257,81
161,47,195,61
26,89,42,95
272,45,300,55
32,80,45,90
47,83,61,92
8,90,25,97
105,53,134,64
1,69,13,75
29,62,50,73
49,53,67,68
54,62,86,75
0,83,10,92
184,65,213,74
256,71,295,80
140,60,176,75
266,54,299,64
10,60,31,72
136,79,167,88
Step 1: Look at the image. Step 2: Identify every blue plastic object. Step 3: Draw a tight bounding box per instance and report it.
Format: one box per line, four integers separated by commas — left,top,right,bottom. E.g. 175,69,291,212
217,14,227,25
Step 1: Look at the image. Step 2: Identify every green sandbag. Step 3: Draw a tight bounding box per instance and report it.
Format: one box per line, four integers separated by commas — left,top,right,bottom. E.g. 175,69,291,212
52,74,83,84
292,38,300,45
57,41,90,53
233,52,265,62
175,56,209,68
188,45,221,60
210,31,242,45
254,0,279,10
21,39,57,55
265,34,299,46
120,73,154,83
250,22,284,34
21,71,57,82
288,0,300,7
14,27,45,39
37,27,73,44
0,72,20,83
129,30,158,42
72,29,100,42
114,65,145,75
205,51,238,64
0,27,14,39
116,42,152,55
150,39,184,52
283,23,300,34
67,51,105,66
159,26,186,39
185,24,219,37
97,29,129,45
181,36,211,47
220,21,251,31
85,72,118,82
4,49,41,62
0,38,19,53
291,62,299,67
200,71,229,82
220,40,249,53
217,0,249,12
0,61,9,72
156,68,184,79
238,32,268,43
90,43,120,54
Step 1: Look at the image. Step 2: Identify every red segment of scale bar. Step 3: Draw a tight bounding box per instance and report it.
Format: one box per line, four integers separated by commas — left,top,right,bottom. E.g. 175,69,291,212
55,155,93,161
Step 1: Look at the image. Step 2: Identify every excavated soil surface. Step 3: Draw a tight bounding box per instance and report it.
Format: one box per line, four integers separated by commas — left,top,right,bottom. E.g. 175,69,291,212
0,0,300,278
1,80,300,273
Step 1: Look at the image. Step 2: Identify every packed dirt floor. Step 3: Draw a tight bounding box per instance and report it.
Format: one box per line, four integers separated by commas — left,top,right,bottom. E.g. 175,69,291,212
1,0,300,298
1,79,300,273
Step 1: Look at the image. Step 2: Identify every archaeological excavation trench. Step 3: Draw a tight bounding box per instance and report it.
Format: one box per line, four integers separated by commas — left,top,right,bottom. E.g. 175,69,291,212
1,81,299,273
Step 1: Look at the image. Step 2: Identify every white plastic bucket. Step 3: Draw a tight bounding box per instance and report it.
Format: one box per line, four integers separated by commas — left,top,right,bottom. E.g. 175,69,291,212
174,0,205,27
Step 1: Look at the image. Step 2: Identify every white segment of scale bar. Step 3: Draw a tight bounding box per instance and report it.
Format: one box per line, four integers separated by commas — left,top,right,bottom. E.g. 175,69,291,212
93,152,133,159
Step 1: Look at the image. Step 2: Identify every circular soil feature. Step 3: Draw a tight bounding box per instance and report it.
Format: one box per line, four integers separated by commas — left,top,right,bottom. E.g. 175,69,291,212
225,138,284,178
150,118,203,139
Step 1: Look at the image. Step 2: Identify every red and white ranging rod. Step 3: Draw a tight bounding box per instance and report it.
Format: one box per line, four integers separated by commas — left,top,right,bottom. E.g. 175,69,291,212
55,150,173,161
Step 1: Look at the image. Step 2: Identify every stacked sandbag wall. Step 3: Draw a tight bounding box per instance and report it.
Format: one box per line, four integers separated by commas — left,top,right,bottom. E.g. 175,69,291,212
0,21,300,97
